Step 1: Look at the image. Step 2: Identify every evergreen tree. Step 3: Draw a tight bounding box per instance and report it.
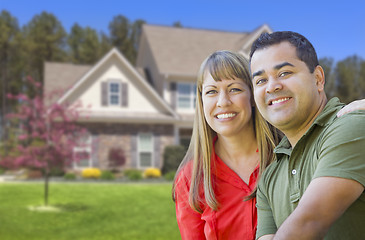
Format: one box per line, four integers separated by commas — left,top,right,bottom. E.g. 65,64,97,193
0,10,23,142
334,55,362,103
68,24,101,64
22,11,67,88
108,15,144,64
319,57,335,99
99,31,112,58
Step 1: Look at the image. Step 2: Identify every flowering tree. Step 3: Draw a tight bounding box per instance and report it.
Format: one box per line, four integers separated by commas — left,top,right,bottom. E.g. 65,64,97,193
1,76,88,206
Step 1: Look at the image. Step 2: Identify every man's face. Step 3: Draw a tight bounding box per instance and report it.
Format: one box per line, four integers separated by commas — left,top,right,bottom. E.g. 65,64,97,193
250,41,325,134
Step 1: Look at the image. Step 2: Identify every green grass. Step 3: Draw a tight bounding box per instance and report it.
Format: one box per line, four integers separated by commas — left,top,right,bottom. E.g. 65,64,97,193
0,182,180,240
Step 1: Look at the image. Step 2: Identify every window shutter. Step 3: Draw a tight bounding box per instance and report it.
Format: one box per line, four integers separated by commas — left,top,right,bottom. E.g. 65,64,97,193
121,82,128,107
131,133,138,168
170,82,176,109
91,136,99,167
153,133,161,168
101,82,108,106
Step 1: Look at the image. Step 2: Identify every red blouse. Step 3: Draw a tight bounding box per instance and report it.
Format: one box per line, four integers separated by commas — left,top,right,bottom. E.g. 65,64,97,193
175,139,259,240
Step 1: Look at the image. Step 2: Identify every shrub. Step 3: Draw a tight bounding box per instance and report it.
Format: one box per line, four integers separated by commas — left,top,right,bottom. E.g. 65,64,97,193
0,167,5,175
108,147,126,168
162,145,186,174
124,169,142,181
81,168,101,179
143,168,162,178
100,170,115,180
163,171,176,181
64,172,76,180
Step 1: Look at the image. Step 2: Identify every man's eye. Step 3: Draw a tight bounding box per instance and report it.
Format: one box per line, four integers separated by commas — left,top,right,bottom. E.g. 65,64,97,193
279,72,291,77
230,88,242,92
256,79,267,85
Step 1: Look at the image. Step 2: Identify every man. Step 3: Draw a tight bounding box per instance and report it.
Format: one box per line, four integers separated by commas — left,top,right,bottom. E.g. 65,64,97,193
249,31,365,239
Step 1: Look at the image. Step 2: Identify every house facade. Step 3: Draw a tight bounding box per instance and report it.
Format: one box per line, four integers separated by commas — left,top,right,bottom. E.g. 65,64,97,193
44,24,272,171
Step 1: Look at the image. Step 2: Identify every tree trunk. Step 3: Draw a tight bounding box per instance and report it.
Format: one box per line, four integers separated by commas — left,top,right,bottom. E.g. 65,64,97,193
44,170,49,206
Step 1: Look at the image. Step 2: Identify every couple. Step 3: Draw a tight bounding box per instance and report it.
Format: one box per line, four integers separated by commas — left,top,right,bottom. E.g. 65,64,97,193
173,31,365,239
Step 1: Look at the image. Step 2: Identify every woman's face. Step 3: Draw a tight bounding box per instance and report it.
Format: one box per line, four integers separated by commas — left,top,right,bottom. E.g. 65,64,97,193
202,72,254,137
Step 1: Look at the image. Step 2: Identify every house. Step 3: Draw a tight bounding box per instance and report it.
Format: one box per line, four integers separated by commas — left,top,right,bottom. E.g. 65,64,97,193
43,24,272,171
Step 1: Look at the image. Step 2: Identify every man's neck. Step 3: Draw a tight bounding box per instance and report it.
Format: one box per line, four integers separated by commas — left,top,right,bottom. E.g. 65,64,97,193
285,98,327,148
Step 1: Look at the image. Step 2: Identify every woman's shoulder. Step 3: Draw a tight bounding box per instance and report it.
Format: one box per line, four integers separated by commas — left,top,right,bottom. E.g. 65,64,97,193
176,160,194,182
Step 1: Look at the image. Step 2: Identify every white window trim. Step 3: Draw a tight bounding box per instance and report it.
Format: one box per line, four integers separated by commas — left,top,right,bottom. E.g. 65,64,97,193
177,82,196,110
108,81,121,106
73,135,92,169
137,132,154,169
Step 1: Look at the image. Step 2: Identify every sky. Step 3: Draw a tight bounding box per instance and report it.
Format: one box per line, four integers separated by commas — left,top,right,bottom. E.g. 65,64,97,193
1,0,365,62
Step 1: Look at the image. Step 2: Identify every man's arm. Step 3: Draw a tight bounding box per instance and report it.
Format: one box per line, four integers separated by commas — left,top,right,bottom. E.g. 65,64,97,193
272,176,364,240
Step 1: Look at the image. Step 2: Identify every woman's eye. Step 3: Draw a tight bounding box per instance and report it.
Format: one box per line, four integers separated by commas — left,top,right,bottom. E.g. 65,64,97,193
205,90,217,95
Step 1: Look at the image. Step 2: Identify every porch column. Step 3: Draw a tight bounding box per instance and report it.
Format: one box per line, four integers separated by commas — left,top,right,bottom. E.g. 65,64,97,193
174,126,180,145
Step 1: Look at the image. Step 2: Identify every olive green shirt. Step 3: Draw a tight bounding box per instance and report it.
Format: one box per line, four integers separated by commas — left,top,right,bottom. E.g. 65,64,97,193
256,98,365,239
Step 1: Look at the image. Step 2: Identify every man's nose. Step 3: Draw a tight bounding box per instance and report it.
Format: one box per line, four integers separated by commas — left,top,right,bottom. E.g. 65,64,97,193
266,79,282,93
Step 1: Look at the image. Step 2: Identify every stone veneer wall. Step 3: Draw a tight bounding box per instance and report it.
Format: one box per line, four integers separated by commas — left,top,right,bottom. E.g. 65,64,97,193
82,122,174,170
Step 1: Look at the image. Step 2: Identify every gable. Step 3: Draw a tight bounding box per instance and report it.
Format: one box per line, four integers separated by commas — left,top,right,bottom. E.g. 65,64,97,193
51,49,177,123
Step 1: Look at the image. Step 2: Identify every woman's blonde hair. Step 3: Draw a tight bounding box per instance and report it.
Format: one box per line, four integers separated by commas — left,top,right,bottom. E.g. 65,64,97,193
172,50,279,213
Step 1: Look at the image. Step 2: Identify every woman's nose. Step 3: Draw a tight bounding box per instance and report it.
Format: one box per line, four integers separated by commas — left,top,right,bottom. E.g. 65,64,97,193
216,91,232,107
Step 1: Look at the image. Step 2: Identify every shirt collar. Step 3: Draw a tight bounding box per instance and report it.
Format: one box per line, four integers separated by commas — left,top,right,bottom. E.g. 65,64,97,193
274,97,344,160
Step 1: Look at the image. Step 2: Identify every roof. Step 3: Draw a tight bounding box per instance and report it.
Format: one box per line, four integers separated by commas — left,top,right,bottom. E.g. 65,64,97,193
44,62,92,97
140,24,271,77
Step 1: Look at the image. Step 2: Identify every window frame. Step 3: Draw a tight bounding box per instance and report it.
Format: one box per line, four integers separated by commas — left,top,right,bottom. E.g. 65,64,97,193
137,132,154,169
177,82,196,110
73,135,93,169
108,81,121,106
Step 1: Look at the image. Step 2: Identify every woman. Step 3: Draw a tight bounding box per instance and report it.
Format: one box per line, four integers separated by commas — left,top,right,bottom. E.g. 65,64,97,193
173,51,279,239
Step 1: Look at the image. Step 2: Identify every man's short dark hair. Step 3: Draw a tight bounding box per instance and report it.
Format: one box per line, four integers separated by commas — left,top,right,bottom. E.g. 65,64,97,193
249,31,319,73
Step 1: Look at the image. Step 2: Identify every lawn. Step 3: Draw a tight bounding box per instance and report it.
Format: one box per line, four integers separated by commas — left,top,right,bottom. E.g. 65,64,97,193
0,182,181,240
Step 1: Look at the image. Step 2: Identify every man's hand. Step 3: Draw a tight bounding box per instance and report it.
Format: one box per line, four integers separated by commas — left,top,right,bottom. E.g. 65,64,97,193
272,177,363,239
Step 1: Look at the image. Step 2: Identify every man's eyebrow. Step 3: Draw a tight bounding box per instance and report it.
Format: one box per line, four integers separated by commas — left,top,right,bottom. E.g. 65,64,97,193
252,62,295,79
274,62,294,70
252,70,264,79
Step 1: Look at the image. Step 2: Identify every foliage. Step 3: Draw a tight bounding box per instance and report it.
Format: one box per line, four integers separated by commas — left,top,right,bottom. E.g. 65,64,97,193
68,23,105,64
143,167,162,178
0,10,24,142
100,170,115,180
0,183,180,240
0,167,4,175
108,15,145,64
81,168,101,179
108,147,126,169
162,145,186,174
22,11,67,85
163,171,176,181
320,55,365,103
64,172,76,180
124,168,142,181
1,76,87,205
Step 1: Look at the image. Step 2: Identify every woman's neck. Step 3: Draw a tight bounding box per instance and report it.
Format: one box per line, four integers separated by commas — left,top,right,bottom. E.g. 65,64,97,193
214,129,259,183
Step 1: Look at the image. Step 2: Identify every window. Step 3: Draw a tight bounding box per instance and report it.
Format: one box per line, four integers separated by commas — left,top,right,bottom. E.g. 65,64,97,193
73,135,92,169
177,83,196,109
109,82,120,105
138,133,153,168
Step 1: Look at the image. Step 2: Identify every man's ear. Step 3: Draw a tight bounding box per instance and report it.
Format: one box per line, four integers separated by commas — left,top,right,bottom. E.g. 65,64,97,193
314,65,325,92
